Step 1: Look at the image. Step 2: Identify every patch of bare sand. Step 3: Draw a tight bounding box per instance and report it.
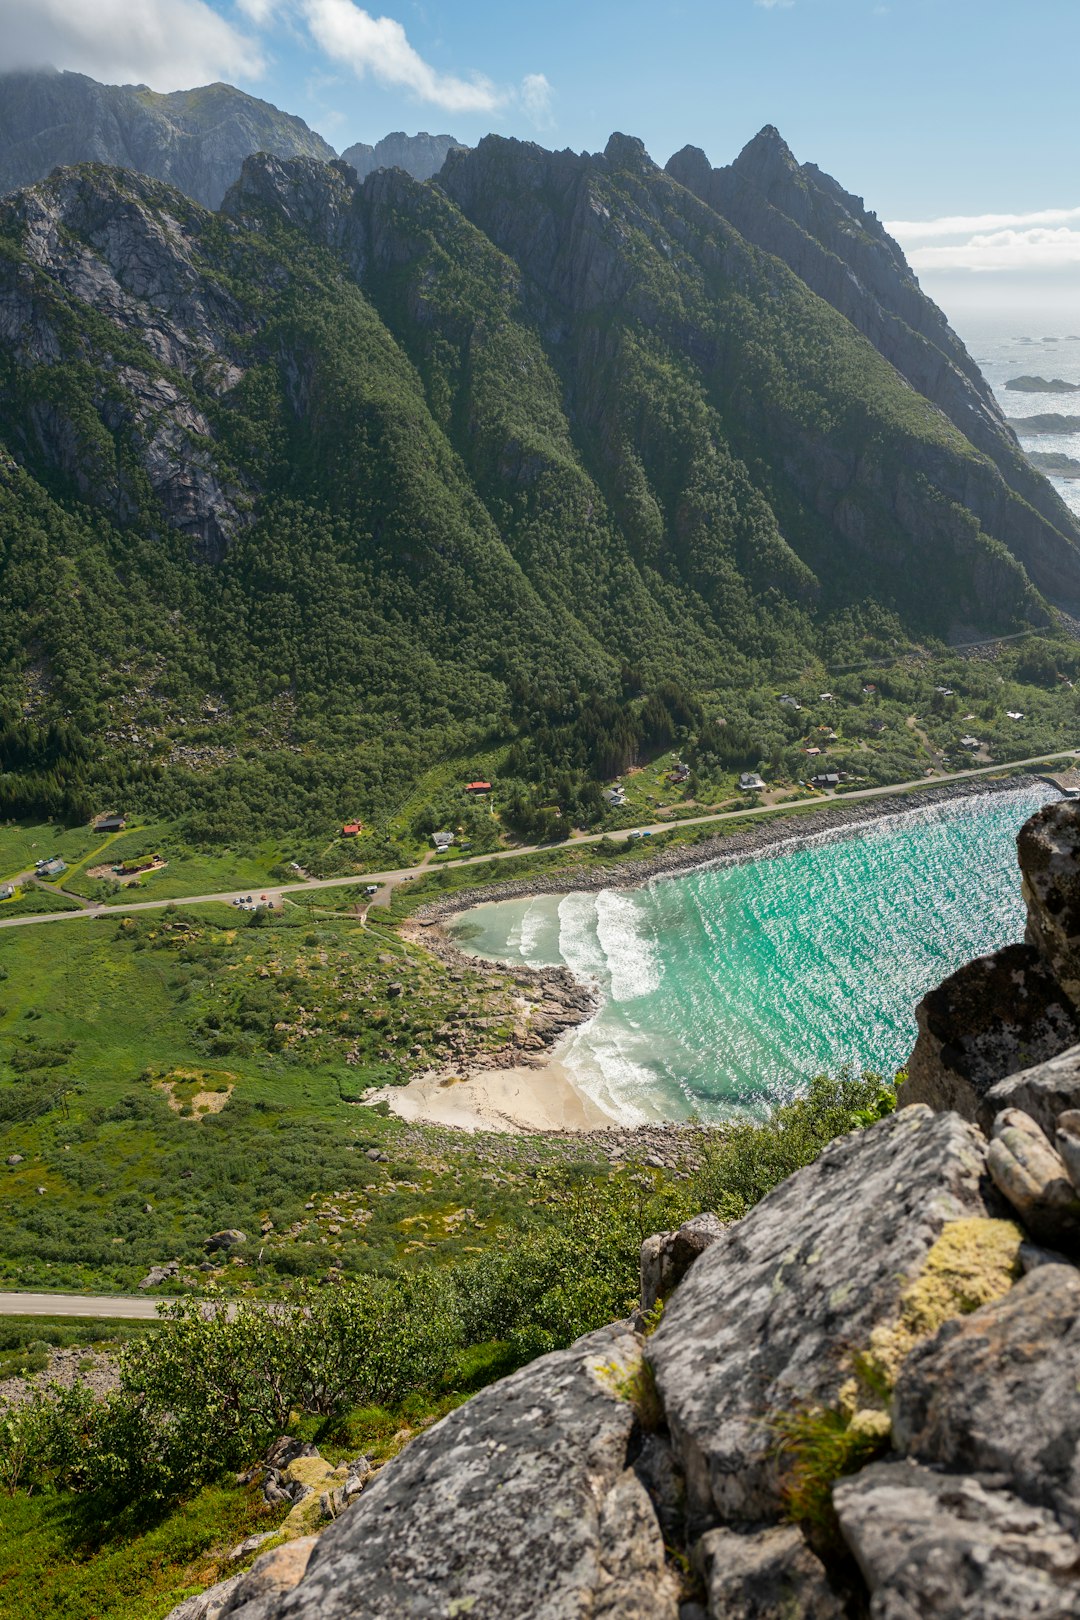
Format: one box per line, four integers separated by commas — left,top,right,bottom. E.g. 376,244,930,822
367,1059,618,1134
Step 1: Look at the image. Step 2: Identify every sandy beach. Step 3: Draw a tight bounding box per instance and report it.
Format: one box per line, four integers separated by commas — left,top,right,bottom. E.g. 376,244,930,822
368,1057,619,1133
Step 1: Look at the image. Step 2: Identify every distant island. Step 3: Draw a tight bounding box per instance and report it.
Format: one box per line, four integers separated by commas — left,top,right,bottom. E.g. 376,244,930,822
1008,413,1080,435
1027,449,1080,479
1005,375,1080,394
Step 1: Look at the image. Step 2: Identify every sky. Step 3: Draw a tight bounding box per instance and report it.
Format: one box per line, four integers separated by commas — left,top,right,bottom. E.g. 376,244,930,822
2,0,1079,325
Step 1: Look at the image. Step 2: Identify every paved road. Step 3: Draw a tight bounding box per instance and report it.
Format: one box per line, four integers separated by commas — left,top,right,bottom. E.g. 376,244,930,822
0,750,1075,934
0,1291,161,1319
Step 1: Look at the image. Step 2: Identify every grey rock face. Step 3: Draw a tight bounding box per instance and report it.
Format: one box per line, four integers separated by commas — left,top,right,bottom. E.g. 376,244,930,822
987,1043,1080,1137
640,1212,726,1315
1020,799,1080,1004
340,132,465,183
694,1523,843,1619
1,164,253,558
893,1263,1080,1530
0,70,336,210
834,1459,1080,1620
647,1107,993,1525
900,944,1079,1129
986,1110,1080,1248
234,1322,678,1620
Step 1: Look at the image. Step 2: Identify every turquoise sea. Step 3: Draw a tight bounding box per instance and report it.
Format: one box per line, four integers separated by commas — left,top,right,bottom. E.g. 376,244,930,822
448,784,1061,1125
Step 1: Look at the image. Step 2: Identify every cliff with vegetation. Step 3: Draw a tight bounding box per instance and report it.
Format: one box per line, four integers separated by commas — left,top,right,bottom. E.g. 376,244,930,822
143,799,1080,1620
2,133,1080,846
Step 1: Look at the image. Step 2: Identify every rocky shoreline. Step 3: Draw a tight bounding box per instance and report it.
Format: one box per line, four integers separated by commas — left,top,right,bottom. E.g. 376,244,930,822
412,772,1047,924
377,773,1049,1137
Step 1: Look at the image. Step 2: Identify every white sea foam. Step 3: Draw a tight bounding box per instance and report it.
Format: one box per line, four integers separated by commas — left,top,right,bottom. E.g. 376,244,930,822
556,892,606,984
594,889,661,1002
518,898,548,963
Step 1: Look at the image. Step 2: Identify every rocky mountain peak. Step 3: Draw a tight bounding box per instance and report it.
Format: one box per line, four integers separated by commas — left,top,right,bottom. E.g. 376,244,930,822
339,131,466,183
0,68,336,210
222,152,365,261
664,143,713,194
728,122,803,193
602,131,656,174
664,129,1080,567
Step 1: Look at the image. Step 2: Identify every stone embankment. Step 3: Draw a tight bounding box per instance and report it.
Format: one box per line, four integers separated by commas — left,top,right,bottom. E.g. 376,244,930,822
178,796,1080,1618
412,774,1042,925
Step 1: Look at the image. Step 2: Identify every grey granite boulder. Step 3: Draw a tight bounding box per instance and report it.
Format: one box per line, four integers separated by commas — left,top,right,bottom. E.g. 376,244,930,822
1019,799,1080,1005
694,1523,843,1618
986,1042,1080,1138
221,1322,678,1620
1056,1111,1080,1188
640,1213,726,1315
647,1107,994,1526
986,1109,1080,1248
893,1263,1080,1530
900,944,1079,1129
834,1459,1080,1619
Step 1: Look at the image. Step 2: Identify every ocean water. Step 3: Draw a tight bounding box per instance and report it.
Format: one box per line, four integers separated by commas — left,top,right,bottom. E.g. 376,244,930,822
448,784,1061,1125
957,311,1080,524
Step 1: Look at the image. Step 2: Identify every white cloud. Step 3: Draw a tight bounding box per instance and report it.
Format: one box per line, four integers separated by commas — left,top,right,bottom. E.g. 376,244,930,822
755,0,795,9
0,0,265,89
234,0,281,23
520,71,553,127
889,203,1080,274
907,228,1080,275
888,204,1080,240
301,0,505,112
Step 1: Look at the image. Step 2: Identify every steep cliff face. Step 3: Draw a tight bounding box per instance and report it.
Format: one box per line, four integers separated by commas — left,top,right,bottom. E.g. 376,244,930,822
339,131,465,183
0,70,336,210
439,132,1080,622
664,126,1080,592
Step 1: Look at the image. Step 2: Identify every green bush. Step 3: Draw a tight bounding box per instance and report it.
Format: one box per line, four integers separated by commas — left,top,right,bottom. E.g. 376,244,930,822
694,1072,896,1222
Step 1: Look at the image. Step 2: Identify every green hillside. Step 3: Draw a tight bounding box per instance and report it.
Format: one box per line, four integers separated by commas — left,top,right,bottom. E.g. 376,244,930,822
0,137,1077,849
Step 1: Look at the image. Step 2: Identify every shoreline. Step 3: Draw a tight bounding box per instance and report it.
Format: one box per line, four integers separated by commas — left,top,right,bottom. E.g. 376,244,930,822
372,772,1049,1135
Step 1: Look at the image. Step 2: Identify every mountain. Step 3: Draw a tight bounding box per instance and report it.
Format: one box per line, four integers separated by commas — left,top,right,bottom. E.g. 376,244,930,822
0,133,1078,838
340,131,466,183
664,127,1072,553
0,69,336,209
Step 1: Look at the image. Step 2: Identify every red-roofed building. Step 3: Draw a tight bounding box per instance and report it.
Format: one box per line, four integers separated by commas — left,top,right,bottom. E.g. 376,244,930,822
342,822,362,837
465,781,492,793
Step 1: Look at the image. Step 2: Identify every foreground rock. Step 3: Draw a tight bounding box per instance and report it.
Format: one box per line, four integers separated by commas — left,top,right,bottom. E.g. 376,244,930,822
639,1212,725,1316
834,1459,1080,1619
986,1043,1080,1136
694,1524,843,1618
893,1264,1080,1530
903,798,1080,1124
900,944,1079,1128
234,1323,678,1619
647,1107,998,1524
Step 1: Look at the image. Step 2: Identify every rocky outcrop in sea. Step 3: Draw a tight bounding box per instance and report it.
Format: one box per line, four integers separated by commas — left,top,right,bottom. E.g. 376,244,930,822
177,798,1080,1617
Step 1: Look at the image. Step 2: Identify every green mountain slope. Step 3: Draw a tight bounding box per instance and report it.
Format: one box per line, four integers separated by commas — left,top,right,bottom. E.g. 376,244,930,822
0,137,1076,839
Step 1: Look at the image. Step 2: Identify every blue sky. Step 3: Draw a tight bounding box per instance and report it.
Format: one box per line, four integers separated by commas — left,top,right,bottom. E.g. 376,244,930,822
4,0,1080,316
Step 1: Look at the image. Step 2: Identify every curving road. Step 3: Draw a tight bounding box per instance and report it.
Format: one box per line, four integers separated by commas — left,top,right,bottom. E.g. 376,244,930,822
0,750,1075,934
